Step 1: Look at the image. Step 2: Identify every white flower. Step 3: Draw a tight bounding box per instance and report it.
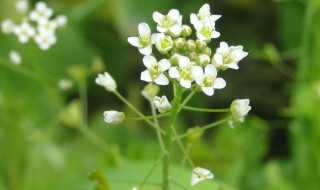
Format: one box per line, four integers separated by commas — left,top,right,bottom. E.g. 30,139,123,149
13,21,35,43
194,20,220,41
16,0,29,13
213,41,248,70
103,111,125,125
191,167,214,186
58,78,73,90
55,15,68,28
29,1,53,23
9,50,21,65
153,9,182,36
34,32,57,50
1,19,15,34
37,19,57,35
195,65,226,96
128,22,158,56
154,33,173,54
95,72,117,92
141,83,159,101
230,99,251,122
190,4,221,25
140,55,171,85
169,56,202,88
153,96,172,113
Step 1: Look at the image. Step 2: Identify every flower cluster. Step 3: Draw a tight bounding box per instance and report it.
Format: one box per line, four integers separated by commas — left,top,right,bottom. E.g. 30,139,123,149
128,3,248,97
1,1,67,50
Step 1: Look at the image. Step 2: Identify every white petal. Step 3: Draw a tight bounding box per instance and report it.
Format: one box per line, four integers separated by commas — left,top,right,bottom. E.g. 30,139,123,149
169,25,181,35
154,74,169,85
143,55,157,68
178,56,190,67
158,59,171,71
220,42,229,52
153,12,163,23
190,13,198,25
196,32,207,41
205,65,217,77
169,67,180,78
210,15,221,21
128,37,139,47
211,31,220,38
227,62,239,70
213,78,226,89
214,54,223,65
138,22,151,36
168,9,180,19
140,70,152,82
157,26,167,33
199,4,210,14
139,45,152,56
195,75,205,85
202,87,214,96
191,66,203,78
151,33,164,44
193,21,203,31
180,79,191,88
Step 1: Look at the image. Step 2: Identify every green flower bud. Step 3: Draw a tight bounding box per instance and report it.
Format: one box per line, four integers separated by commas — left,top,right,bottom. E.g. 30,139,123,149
141,83,160,101
181,25,192,37
196,39,207,51
186,39,196,52
188,51,198,61
170,53,180,66
173,37,186,49
187,126,204,144
202,47,212,56
196,54,210,66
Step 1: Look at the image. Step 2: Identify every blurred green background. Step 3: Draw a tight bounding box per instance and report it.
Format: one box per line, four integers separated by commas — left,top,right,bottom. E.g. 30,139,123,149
0,0,320,189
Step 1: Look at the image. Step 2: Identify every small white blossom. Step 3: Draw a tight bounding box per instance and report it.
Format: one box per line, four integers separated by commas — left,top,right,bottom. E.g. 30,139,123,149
153,9,182,36
103,111,125,125
95,72,117,92
230,99,251,122
128,23,158,55
191,167,214,186
34,32,57,50
9,50,21,65
1,19,15,34
16,0,29,13
37,19,57,35
13,21,35,43
153,96,172,113
154,33,173,54
213,41,248,70
58,78,73,90
55,15,68,28
169,56,202,88
190,4,221,25
29,1,53,23
195,65,226,96
141,55,171,85
193,20,220,41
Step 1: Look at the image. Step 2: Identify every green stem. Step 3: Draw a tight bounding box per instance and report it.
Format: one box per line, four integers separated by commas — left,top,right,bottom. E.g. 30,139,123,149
179,91,195,112
0,57,37,80
125,113,169,120
163,85,183,190
79,83,88,126
113,90,165,134
182,105,230,113
139,153,165,188
172,127,195,168
149,100,165,151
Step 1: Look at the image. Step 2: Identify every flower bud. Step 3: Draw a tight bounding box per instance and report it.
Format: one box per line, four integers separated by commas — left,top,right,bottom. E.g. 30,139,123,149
196,39,206,50
155,35,173,54
95,72,117,92
186,127,204,144
191,167,214,186
202,47,212,56
170,53,180,66
188,51,198,61
196,54,210,66
186,39,196,52
230,99,251,122
181,25,192,37
103,111,125,125
173,37,186,49
153,95,172,113
141,83,160,101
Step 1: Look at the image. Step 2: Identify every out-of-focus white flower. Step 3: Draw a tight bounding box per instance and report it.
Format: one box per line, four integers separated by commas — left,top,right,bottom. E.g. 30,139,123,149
191,167,214,186
13,21,35,43
141,83,160,101
1,19,15,34
213,41,248,70
154,33,173,54
9,50,21,65
103,111,125,125
34,32,57,50
55,15,67,28
140,55,171,85
190,4,221,25
16,0,29,13
153,95,172,113
37,19,57,34
58,78,73,90
153,9,182,36
169,56,202,88
128,22,158,56
29,1,53,23
95,72,117,92
193,20,220,41
195,65,226,96
230,99,251,122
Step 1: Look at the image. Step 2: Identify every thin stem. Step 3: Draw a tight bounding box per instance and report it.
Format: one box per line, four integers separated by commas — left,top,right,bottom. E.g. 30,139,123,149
149,100,165,151
79,83,88,126
113,90,165,135
170,179,189,190
0,57,38,80
172,127,195,168
125,113,169,120
181,105,230,113
138,153,165,188
179,91,195,112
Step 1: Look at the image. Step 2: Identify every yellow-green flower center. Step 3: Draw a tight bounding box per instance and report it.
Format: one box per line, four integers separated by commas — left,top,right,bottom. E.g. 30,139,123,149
197,13,210,21
223,52,236,64
178,67,193,81
200,25,213,38
203,75,215,87
160,37,172,49
160,16,177,28
149,63,162,80
139,35,151,48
